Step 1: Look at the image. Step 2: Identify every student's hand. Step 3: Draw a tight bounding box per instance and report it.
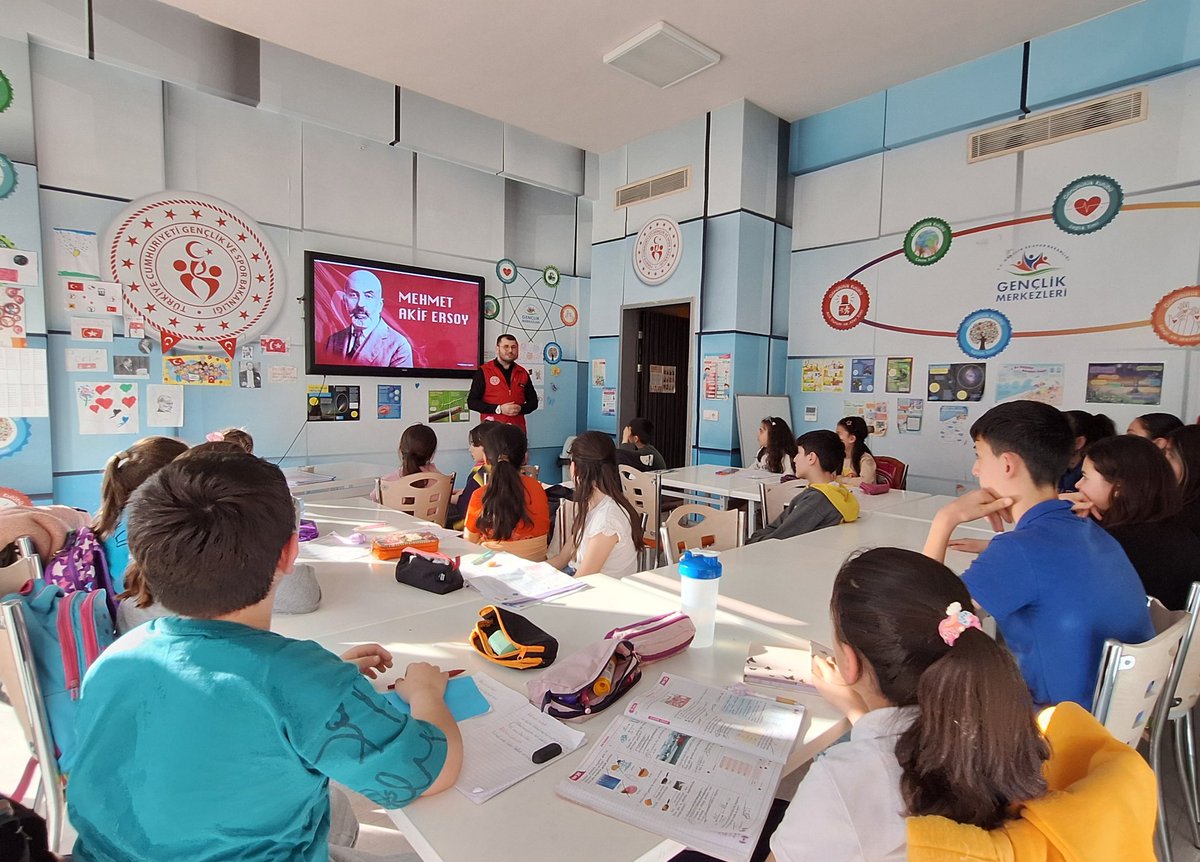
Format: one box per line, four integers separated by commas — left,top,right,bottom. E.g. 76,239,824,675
947,537,991,554
621,426,633,444
936,488,1014,532
391,662,450,703
498,402,521,416
811,655,868,724
1058,491,1101,521
341,643,394,679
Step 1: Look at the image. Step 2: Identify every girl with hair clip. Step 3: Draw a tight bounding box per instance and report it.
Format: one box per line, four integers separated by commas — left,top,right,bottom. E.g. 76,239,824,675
548,431,645,577
205,427,254,453
1166,424,1200,539
767,547,1050,862
372,422,440,502
464,423,550,560
1062,433,1200,610
754,416,798,475
835,415,876,485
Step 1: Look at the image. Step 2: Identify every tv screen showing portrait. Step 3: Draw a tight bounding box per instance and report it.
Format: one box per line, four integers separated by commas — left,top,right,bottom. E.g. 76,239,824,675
305,251,484,379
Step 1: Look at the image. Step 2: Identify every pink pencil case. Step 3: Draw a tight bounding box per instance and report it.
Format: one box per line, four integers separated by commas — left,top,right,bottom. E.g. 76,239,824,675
604,611,695,663
859,481,891,495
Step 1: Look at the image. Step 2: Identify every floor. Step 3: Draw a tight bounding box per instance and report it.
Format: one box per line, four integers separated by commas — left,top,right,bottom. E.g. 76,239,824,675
3,697,1200,860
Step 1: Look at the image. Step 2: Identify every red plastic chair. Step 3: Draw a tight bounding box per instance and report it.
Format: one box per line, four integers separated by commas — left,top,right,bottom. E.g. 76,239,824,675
874,456,909,490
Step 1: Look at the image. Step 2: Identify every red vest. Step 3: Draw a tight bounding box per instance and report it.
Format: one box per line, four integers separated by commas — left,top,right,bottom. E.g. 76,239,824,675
480,359,529,432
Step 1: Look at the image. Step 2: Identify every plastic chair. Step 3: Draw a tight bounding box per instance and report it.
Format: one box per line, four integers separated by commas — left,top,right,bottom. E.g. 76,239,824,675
874,455,909,490
1091,597,1191,862
758,480,806,526
379,471,455,525
0,539,66,853
519,464,541,482
620,465,661,570
659,504,743,564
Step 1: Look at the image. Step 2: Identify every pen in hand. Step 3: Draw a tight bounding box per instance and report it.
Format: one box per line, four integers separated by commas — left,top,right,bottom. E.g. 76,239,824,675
387,668,466,690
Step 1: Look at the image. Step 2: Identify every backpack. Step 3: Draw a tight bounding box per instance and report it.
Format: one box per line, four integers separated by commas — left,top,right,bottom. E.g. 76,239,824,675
5,579,115,773
43,526,111,596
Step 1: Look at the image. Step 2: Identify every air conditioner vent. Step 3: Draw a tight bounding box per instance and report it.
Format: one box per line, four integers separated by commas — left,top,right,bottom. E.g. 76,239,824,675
968,88,1146,162
615,167,690,210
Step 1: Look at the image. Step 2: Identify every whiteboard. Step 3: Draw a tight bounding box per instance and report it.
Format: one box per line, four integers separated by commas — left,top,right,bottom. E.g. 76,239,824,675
735,394,792,468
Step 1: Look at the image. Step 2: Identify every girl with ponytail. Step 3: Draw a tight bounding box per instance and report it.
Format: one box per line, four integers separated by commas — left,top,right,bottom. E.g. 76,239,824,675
767,547,1049,862
464,423,550,560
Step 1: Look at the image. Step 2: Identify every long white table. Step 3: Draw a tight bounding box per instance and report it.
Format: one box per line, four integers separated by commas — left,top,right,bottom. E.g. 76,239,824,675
313,574,848,862
285,460,387,501
868,493,1000,530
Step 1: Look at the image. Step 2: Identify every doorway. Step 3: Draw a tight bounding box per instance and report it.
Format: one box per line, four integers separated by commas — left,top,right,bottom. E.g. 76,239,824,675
619,303,691,467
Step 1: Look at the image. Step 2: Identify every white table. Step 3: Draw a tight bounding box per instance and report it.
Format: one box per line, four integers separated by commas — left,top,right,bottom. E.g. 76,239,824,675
847,487,931,513
868,493,998,529
285,460,387,501
313,574,848,862
657,465,795,533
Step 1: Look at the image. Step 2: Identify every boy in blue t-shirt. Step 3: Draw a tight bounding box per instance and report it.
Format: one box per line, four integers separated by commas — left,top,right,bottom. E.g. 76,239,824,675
923,401,1153,708
67,450,463,862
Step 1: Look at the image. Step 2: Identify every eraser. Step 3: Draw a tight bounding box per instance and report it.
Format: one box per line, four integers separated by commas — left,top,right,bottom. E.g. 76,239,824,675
531,742,562,764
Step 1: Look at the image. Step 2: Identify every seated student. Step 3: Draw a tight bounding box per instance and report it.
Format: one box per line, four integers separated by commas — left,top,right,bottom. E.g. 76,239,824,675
755,416,798,475
464,424,551,560
748,430,859,543
1063,434,1200,610
619,417,667,470
548,431,645,577
449,422,497,530
1126,411,1183,447
923,401,1153,707
372,422,440,502
836,416,876,485
67,450,462,861
767,548,1051,862
1058,409,1114,492
205,426,254,453
1166,424,1200,539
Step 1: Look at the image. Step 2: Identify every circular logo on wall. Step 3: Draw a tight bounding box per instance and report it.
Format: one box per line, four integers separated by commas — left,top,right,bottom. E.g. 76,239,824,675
1,286,24,341
956,308,1012,359
633,217,682,285
1052,175,1123,235
496,258,518,284
482,294,500,320
0,154,17,200
542,265,561,287
821,279,870,330
0,486,31,508
0,70,13,114
104,191,281,350
544,341,562,364
560,304,578,327
1151,285,1200,347
903,217,952,266
0,416,30,460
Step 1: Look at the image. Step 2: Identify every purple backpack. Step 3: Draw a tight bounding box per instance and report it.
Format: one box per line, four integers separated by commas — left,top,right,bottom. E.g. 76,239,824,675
43,528,111,596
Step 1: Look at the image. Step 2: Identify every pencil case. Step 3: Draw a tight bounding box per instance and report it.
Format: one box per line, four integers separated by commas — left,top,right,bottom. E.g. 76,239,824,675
469,605,558,670
604,612,694,663
527,638,641,720
371,530,440,560
394,549,463,594
858,482,890,495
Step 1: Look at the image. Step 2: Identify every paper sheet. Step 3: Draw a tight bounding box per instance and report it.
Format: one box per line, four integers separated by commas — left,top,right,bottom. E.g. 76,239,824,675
147,384,184,427
460,551,585,607
0,348,49,417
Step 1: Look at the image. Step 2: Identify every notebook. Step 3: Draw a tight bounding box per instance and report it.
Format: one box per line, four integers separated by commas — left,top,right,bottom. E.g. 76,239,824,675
743,640,831,694
384,675,490,722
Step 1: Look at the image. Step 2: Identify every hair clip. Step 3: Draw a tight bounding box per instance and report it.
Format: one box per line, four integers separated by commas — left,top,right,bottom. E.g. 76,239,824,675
938,601,982,647
206,431,225,442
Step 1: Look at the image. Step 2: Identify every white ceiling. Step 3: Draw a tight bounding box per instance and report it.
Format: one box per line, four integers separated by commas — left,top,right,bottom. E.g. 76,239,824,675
154,0,1138,153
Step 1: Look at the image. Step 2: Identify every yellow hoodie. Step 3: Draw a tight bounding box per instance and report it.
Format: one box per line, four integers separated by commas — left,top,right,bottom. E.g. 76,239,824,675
809,481,860,523
907,702,1156,862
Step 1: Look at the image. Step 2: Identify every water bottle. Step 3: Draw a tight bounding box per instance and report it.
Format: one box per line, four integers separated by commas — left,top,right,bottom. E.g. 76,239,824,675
679,550,722,649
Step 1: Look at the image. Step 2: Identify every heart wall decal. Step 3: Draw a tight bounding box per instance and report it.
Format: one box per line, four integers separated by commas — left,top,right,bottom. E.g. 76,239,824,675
1074,196,1101,216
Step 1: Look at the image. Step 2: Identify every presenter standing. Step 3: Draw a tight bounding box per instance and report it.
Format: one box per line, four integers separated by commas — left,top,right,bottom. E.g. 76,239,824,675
468,333,538,433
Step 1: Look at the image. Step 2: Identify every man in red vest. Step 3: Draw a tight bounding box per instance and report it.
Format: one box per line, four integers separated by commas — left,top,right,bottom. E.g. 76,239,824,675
468,333,539,433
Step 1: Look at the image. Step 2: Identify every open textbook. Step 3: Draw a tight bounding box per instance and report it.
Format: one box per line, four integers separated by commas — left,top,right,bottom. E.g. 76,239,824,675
558,673,805,862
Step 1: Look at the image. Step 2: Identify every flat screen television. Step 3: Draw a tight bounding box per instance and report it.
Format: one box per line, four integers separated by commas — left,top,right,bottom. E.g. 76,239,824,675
305,251,484,379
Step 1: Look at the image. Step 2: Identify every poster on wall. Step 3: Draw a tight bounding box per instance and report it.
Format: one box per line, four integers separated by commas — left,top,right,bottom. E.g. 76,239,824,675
66,348,107,373
850,358,876,393
801,358,846,393
1,286,26,347
996,363,1065,405
268,365,297,384
601,388,617,416
702,354,732,400
76,382,139,435
238,361,261,389
307,384,361,421
1085,362,1164,405
926,363,985,402
163,354,232,386
378,385,402,419
938,405,970,445
896,398,924,433
649,364,676,394
65,280,122,315
592,359,607,387
0,348,49,417
866,401,888,437
112,355,149,378
427,390,469,423
885,358,912,393
147,383,184,427
70,317,113,343
53,227,101,279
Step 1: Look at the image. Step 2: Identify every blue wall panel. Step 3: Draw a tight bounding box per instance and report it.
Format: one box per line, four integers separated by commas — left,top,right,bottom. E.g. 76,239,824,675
788,91,887,176
586,335,620,434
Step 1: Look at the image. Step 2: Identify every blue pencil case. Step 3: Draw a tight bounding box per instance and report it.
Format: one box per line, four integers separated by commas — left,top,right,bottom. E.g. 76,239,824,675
385,675,490,721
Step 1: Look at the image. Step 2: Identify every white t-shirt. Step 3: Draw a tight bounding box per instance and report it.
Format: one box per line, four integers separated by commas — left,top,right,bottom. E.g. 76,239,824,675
755,449,795,476
770,706,916,862
570,495,639,576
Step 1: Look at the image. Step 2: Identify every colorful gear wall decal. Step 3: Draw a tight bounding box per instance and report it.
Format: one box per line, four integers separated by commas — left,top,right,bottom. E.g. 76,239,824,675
0,154,18,200
903,217,952,266
0,70,13,114
1053,175,1123,235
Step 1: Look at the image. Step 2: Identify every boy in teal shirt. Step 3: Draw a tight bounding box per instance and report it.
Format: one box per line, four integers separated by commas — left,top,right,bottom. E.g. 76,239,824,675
68,450,462,861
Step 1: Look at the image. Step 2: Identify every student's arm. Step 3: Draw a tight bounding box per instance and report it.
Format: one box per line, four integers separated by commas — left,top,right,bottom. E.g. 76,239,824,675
392,663,463,796
466,371,495,415
857,453,877,484
923,489,1013,563
547,533,577,571
572,532,619,577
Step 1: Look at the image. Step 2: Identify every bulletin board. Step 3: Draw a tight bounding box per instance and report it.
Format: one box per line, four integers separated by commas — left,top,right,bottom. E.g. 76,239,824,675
735,394,792,469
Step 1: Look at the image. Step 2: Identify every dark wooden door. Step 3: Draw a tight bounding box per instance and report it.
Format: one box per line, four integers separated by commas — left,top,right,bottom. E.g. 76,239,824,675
635,306,690,467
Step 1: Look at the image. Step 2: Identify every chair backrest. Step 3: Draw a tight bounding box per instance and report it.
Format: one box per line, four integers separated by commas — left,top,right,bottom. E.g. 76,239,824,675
0,554,41,596
519,463,541,482
1165,582,1200,719
659,504,743,564
1091,598,1191,747
759,480,807,525
874,455,909,490
379,471,455,525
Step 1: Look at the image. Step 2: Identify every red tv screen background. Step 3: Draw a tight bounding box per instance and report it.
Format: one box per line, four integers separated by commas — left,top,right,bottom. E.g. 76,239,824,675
310,258,482,372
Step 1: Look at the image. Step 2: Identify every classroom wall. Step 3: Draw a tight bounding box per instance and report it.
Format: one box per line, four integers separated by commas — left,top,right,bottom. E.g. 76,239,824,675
787,33,1200,492
588,100,792,465
0,2,589,508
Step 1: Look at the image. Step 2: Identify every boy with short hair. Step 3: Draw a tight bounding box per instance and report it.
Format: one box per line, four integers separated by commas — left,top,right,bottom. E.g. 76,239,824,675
923,401,1153,707
67,451,462,861
619,417,667,470
747,429,859,543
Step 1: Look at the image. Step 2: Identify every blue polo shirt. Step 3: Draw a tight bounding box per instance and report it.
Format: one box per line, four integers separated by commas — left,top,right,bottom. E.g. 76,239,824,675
68,618,447,862
962,498,1153,708
99,514,130,594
